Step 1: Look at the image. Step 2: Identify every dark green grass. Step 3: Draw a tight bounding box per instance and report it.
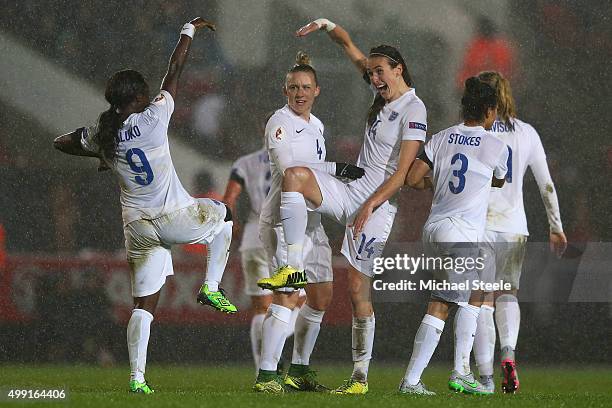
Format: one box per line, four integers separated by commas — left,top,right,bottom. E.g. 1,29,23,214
1,364,610,407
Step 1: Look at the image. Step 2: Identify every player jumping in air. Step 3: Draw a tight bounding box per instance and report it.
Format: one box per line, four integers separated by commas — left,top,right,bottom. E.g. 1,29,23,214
53,17,237,394
254,52,365,393
401,77,509,396
473,71,567,393
258,19,427,394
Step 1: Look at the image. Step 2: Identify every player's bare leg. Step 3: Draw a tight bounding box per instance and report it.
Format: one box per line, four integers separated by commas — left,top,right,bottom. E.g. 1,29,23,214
128,291,161,394
495,288,520,393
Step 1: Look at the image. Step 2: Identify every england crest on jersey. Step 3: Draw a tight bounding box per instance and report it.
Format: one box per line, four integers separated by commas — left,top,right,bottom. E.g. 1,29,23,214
389,111,399,121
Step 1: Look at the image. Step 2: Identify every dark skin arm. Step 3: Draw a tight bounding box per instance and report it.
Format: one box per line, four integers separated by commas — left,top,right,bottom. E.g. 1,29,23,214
222,179,243,238
53,128,99,157
161,17,216,99
491,176,506,188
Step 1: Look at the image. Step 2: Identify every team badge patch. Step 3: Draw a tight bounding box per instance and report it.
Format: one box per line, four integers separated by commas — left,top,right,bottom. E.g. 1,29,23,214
409,122,427,131
274,126,284,140
389,111,399,121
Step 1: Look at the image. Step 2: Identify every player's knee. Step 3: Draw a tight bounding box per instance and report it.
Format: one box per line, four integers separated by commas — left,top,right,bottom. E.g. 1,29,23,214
224,204,232,222
283,166,310,190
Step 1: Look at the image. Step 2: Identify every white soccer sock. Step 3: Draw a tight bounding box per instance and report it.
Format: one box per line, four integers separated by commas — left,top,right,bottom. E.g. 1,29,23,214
280,192,307,270
286,303,301,339
495,294,520,351
473,305,496,376
250,313,266,374
351,314,375,382
127,308,154,383
292,304,325,366
259,304,292,371
454,304,481,375
404,314,445,385
205,220,232,292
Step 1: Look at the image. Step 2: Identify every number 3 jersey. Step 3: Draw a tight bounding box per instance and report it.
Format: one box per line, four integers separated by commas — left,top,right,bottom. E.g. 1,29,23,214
81,90,194,226
423,123,508,234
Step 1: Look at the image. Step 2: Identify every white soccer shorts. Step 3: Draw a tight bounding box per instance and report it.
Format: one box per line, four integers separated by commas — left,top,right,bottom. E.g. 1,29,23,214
310,169,397,278
123,198,227,297
481,230,527,290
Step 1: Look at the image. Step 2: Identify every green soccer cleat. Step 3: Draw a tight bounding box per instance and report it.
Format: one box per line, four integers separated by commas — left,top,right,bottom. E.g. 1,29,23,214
129,379,154,394
253,370,286,394
330,379,368,395
257,265,307,290
398,379,436,395
197,285,237,314
284,365,329,392
448,371,493,395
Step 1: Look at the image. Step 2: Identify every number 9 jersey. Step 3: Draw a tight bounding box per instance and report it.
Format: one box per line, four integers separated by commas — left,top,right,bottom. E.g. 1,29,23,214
423,123,508,236
81,90,194,226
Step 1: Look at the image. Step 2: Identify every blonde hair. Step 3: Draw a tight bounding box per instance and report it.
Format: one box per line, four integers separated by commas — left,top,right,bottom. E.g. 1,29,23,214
295,51,311,66
286,51,318,85
478,71,516,126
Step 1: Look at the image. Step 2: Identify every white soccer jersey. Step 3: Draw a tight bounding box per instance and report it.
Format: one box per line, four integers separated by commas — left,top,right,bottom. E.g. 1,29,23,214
486,118,562,235
351,88,427,199
230,148,272,251
81,90,193,226
260,105,327,224
424,123,508,234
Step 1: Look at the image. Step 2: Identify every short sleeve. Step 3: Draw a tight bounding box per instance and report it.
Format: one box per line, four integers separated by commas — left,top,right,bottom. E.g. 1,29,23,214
230,157,247,186
80,125,100,154
423,136,436,164
265,115,293,150
140,90,175,127
400,101,427,142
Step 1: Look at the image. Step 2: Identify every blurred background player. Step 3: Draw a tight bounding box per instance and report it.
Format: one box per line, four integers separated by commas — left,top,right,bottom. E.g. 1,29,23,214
222,117,279,376
262,18,426,394
401,77,508,396
473,71,567,393
254,52,365,393
53,17,237,394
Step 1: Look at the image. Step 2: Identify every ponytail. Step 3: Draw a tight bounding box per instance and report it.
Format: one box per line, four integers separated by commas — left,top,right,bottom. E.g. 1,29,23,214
95,108,123,161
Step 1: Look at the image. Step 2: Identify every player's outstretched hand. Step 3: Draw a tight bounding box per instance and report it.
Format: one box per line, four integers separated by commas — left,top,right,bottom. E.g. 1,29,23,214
550,231,567,258
296,18,335,37
336,162,365,180
189,17,216,32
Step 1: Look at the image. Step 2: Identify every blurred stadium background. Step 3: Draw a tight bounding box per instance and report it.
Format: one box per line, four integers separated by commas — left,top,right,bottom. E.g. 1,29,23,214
0,0,610,371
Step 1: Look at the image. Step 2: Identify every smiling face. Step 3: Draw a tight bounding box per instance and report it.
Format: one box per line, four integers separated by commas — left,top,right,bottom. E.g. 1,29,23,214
366,56,405,102
284,71,320,120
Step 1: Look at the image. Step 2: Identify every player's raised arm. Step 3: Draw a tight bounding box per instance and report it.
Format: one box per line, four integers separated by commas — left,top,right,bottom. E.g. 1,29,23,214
161,17,216,99
296,19,368,76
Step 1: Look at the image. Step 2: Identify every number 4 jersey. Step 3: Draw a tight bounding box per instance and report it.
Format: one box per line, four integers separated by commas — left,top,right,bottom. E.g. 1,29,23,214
81,90,194,226
423,123,508,234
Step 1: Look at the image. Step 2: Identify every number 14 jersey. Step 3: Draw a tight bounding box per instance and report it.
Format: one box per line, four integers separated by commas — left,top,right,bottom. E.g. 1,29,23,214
423,123,508,233
81,90,194,226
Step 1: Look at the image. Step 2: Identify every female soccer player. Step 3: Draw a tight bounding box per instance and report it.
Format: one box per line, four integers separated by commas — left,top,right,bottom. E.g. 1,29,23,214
401,77,508,395
254,52,365,393
472,71,567,393
53,18,237,394
223,144,274,376
258,19,427,394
